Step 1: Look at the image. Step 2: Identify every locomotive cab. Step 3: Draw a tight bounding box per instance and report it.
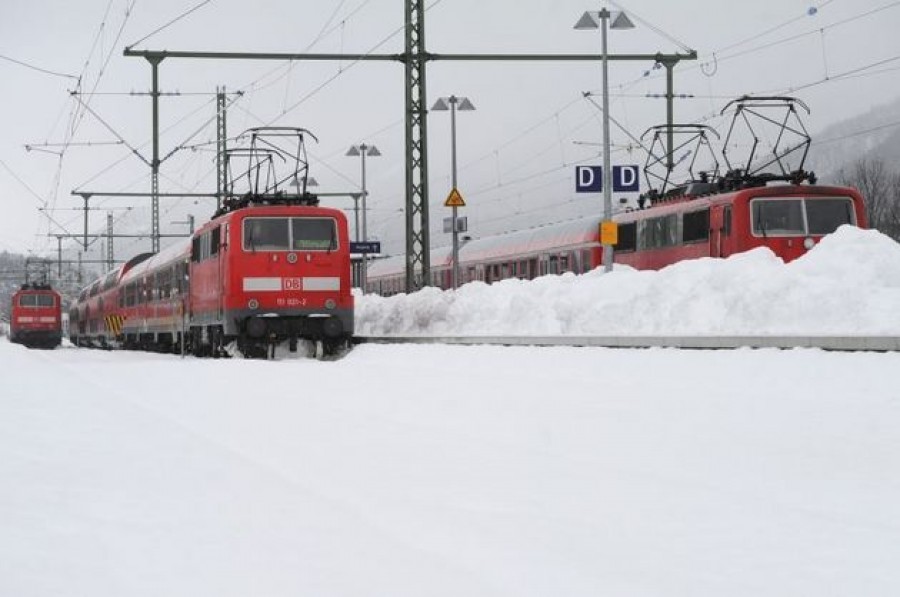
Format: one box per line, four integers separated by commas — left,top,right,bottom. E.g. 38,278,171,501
735,186,867,262
10,284,63,349
187,206,354,357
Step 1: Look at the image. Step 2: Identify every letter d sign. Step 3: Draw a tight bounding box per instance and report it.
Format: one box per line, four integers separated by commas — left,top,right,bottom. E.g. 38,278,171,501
612,165,640,192
575,165,603,193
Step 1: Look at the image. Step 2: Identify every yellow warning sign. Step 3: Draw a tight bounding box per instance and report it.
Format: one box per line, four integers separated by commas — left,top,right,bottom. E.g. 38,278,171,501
444,188,466,207
599,220,618,245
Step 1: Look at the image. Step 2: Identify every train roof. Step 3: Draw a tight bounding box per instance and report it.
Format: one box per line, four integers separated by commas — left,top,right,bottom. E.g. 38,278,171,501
16,282,57,293
120,238,191,284
462,215,598,264
367,215,599,278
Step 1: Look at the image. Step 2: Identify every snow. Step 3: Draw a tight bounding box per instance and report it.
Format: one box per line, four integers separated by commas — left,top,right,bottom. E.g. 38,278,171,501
357,225,900,335
3,225,900,596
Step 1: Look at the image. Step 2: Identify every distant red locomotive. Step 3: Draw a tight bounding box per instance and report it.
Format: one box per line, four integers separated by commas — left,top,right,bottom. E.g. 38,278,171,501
368,181,867,293
10,283,63,348
368,96,868,294
69,127,354,358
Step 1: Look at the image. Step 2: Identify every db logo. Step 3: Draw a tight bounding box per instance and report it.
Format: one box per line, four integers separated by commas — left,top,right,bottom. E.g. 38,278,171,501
283,278,303,291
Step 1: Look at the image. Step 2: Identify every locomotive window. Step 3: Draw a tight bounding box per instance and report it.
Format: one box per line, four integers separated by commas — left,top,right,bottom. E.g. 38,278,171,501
806,197,855,235
723,206,732,236
19,294,56,307
616,222,637,252
682,209,710,243
210,226,221,256
243,218,290,251
291,218,337,251
752,199,804,236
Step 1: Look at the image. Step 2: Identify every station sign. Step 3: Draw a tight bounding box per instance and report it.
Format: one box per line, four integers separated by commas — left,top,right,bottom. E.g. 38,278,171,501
575,165,641,193
443,216,468,233
350,241,381,255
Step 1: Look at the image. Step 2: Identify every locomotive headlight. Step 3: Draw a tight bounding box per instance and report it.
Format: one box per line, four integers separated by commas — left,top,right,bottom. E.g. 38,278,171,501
803,237,815,250
248,298,259,310
325,299,336,309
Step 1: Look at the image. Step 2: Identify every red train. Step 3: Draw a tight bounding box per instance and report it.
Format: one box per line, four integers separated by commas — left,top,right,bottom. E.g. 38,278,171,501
9,283,63,348
69,201,353,358
69,127,354,358
369,97,867,294
367,179,867,294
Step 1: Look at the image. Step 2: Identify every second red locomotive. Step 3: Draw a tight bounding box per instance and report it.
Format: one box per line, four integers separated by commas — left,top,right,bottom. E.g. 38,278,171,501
10,283,63,349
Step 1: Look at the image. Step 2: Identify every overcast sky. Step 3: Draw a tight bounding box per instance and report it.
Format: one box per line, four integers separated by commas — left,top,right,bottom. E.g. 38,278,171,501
1,0,898,268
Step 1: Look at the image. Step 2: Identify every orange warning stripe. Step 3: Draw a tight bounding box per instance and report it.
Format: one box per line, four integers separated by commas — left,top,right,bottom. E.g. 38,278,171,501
105,314,126,336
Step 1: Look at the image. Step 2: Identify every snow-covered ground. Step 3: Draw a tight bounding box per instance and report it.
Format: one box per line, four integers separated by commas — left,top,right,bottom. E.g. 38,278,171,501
3,225,900,596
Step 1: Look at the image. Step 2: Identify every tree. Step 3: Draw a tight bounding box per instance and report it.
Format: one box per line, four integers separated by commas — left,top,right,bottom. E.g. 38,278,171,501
836,158,900,241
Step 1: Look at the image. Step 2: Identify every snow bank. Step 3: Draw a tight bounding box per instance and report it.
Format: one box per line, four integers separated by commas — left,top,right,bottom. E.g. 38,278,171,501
356,226,900,335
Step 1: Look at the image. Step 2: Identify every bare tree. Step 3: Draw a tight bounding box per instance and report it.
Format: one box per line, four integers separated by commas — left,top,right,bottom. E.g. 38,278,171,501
836,158,900,241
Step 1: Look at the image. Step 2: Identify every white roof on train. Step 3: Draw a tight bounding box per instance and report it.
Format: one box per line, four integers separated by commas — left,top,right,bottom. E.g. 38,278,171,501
120,238,191,284
367,215,600,277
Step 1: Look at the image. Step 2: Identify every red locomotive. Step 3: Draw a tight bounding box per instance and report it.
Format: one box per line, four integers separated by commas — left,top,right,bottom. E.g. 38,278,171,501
10,283,63,348
69,128,354,358
368,97,868,293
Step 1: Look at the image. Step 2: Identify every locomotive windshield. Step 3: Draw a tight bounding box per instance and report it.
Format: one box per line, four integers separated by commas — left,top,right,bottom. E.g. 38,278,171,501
751,197,855,237
18,294,56,307
243,217,337,251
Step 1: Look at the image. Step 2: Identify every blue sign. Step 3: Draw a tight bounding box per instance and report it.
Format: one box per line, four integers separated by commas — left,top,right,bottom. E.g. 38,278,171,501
575,165,603,192
350,241,381,255
613,165,640,192
575,165,641,193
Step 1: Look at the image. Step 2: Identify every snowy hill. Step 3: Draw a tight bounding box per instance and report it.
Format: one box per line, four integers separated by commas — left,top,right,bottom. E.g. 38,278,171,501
809,95,900,180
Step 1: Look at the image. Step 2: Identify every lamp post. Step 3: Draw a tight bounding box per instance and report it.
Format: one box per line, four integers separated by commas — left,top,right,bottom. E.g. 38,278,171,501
575,8,634,272
432,95,475,289
346,144,381,292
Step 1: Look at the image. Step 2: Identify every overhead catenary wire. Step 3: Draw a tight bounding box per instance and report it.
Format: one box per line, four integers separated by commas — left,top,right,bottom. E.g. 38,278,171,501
125,0,216,50
0,53,79,80
20,0,900,264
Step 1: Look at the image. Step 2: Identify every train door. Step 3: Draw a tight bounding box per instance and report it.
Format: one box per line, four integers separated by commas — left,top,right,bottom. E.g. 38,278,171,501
214,224,225,322
710,205,732,258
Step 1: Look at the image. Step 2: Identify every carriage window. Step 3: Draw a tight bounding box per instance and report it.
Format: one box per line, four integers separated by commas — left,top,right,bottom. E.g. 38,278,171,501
102,271,118,291
616,222,637,252
752,199,804,236
639,214,678,249
291,218,337,251
682,209,710,243
806,197,855,235
244,218,290,251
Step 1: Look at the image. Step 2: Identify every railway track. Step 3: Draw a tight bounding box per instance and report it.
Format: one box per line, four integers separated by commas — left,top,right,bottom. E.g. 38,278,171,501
354,335,900,352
